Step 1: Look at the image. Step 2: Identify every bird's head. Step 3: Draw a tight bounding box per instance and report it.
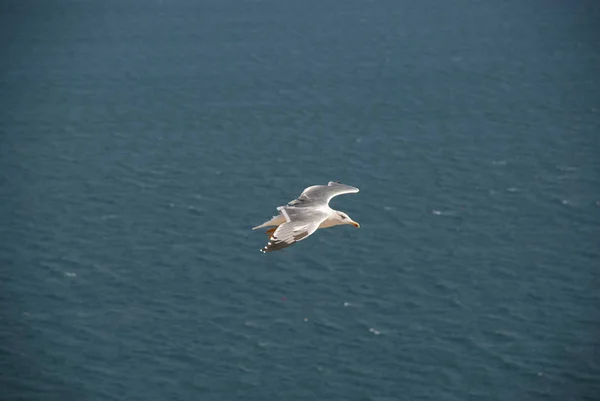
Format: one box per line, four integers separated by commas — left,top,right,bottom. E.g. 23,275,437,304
336,211,360,228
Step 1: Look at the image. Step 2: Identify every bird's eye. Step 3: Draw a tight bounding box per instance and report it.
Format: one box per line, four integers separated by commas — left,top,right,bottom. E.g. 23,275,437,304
341,215,346,219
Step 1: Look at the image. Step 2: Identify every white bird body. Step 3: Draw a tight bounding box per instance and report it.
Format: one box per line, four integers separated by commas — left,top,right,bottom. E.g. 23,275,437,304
253,206,346,230
253,182,360,253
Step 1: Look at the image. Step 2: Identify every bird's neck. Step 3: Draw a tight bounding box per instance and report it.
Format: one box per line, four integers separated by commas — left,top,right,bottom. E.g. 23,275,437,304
318,209,343,229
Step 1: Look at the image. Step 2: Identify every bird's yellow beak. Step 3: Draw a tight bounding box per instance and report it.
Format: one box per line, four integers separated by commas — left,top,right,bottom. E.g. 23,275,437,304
351,221,360,228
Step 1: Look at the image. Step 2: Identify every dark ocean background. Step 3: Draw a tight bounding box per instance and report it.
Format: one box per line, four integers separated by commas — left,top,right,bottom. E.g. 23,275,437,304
1,1,599,400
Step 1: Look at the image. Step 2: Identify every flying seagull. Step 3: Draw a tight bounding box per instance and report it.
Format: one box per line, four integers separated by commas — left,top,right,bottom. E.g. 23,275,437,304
253,181,360,253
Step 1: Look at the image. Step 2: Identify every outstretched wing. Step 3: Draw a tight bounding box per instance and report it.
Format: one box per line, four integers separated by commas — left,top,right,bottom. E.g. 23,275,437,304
260,206,328,253
287,182,359,207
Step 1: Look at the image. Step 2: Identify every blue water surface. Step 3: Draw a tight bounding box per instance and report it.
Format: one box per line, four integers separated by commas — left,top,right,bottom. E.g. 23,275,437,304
1,1,599,400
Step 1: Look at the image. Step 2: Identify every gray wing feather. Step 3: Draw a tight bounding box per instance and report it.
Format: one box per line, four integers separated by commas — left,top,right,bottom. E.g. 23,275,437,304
287,181,359,207
260,207,328,253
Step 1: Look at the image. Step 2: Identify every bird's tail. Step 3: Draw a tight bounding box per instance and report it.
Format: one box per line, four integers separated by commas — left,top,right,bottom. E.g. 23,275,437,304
252,214,285,230
252,222,269,230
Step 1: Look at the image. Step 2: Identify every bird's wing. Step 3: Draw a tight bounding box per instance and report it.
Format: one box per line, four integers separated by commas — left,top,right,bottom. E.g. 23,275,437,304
287,182,359,207
260,206,328,253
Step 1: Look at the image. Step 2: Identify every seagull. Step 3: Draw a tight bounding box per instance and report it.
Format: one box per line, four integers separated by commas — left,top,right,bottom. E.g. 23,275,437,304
253,181,360,253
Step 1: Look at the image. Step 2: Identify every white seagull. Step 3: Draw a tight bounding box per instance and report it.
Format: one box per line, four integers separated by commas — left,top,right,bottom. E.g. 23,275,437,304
253,182,360,253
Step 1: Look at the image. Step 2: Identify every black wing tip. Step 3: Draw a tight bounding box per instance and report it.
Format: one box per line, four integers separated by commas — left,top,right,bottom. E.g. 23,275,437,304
259,247,277,253
260,239,295,253
260,240,275,253
328,181,359,192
